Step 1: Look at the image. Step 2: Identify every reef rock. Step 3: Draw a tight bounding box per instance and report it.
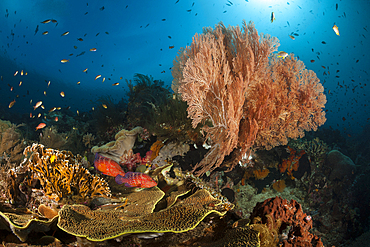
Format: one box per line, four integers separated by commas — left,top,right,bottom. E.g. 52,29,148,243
325,150,356,181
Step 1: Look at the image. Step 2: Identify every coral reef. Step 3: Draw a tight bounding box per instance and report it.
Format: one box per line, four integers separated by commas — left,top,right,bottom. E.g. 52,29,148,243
93,95,127,136
91,126,143,164
234,183,303,219
82,133,96,148
172,20,326,175
151,142,190,168
149,140,165,161
0,121,25,165
253,168,270,180
210,224,260,247
250,197,324,247
289,137,329,166
126,73,171,127
325,150,356,181
39,126,67,150
278,146,305,179
57,189,230,241
145,95,200,143
22,143,111,202
272,180,286,193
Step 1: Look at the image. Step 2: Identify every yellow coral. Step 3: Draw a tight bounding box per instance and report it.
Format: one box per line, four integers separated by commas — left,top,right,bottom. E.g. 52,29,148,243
22,143,111,202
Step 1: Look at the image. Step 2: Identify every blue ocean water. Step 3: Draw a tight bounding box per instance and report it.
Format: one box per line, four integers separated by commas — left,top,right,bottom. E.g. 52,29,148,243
1,0,368,135
0,1,369,245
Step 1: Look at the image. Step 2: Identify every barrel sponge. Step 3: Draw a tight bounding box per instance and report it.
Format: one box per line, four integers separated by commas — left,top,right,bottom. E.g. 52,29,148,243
57,189,229,241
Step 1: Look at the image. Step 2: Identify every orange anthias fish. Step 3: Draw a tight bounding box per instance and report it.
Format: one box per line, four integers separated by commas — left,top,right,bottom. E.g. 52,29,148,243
115,172,157,188
36,123,46,130
94,153,125,177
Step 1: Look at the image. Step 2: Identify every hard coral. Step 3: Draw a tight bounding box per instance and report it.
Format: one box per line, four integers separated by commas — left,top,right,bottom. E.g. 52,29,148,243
0,208,58,242
22,143,111,202
250,196,324,247
57,189,230,241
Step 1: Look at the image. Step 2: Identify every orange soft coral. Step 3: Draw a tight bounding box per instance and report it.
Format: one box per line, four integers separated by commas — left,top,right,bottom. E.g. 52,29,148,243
253,168,270,180
149,140,164,161
272,180,286,192
278,147,305,179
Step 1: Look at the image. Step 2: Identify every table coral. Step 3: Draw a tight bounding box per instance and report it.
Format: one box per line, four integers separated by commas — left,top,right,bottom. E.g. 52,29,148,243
0,209,58,242
57,189,230,241
91,126,143,164
22,143,111,202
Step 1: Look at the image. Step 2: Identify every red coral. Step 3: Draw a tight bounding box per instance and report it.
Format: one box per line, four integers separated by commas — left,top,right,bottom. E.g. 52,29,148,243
250,197,324,247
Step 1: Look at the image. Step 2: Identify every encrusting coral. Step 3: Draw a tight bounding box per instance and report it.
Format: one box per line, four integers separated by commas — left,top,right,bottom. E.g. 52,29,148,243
91,126,143,164
57,189,231,241
172,20,326,175
22,143,111,202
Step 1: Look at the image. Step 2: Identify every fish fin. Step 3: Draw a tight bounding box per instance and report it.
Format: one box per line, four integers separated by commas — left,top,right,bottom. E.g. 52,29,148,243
124,183,134,187
115,174,125,185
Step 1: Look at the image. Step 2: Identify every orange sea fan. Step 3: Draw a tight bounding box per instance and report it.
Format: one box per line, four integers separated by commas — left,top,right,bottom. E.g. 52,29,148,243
272,180,286,192
253,168,270,180
149,140,164,161
172,20,326,176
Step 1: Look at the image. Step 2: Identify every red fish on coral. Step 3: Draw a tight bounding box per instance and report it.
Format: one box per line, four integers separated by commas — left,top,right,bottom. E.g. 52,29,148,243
115,172,157,188
94,153,125,177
